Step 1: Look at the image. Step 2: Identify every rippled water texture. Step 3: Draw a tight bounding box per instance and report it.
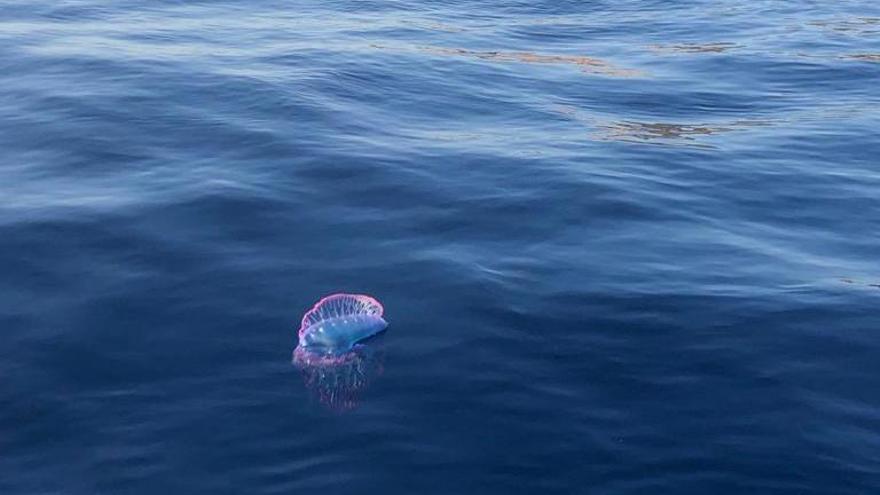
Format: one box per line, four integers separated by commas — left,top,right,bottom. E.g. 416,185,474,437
2,1,879,493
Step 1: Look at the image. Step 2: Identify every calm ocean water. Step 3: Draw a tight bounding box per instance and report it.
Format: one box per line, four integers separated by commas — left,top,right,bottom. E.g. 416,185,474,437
2,1,880,493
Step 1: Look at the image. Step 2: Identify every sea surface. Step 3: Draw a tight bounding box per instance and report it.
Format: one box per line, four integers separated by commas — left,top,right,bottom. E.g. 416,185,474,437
2,1,880,493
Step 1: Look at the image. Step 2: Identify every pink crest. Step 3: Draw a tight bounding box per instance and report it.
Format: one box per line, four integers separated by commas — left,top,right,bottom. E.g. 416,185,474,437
298,293,385,338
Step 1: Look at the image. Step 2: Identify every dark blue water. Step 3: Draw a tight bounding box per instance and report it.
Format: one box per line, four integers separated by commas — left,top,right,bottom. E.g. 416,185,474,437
2,1,880,493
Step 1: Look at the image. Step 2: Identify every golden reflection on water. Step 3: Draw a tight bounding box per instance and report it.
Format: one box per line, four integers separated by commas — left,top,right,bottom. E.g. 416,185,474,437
649,42,740,54
845,53,880,63
401,20,466,33
418,46,643,77
554,105,775,148
593,120,775,148
809,17,880,36
599,121,733,141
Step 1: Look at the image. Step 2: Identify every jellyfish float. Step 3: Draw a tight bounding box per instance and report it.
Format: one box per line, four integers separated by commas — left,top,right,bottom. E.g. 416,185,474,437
292,293,388,411
296,293,388,352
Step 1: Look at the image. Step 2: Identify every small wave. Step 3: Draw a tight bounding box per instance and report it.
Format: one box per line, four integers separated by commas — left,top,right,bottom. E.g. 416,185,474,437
839,278,880,290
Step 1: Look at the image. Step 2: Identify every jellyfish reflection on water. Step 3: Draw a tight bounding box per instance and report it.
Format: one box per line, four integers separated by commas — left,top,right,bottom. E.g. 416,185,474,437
293,339,386,411
292,294,389,411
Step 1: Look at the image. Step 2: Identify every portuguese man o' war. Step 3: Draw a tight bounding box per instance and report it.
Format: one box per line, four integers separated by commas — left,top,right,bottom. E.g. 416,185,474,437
296,293,388,352
293,293,389,411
